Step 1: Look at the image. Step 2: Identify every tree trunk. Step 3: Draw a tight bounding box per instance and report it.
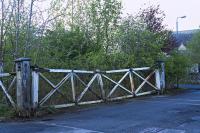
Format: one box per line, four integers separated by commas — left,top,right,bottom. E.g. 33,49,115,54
24,0,34,57
0,0,5,72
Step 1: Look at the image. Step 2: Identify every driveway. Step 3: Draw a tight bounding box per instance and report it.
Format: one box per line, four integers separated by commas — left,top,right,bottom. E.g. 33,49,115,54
1,89,200,133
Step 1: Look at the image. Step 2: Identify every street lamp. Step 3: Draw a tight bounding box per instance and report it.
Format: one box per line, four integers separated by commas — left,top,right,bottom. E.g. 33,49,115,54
176,16,186,35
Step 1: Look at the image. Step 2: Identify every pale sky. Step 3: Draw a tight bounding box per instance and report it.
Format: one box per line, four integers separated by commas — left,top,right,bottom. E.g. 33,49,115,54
122,0,200,31
38,0,200,31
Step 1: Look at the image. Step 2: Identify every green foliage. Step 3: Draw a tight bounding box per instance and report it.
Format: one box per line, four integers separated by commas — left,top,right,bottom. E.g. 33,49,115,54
118,15,165,67
165,51,190,85
0,104,14,118
0,1,189,89
188,30,200,64
87,0,122,53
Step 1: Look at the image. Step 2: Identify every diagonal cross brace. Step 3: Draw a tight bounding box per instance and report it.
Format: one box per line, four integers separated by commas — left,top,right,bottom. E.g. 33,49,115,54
0,80,16,108
2,76,16,102
103,72,132,98
134,70,158,94
97,74,105,100
40,73,66,97
77,74,98,102
39,73,71,106
74,73,102,101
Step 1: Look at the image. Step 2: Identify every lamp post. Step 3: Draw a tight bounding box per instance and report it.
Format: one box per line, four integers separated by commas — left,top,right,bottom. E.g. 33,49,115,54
176,16,186,89
176,16,186,35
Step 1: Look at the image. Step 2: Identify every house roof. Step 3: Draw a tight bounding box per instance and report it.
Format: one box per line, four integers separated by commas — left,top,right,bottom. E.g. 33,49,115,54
173,29,199,47
178,43,187,51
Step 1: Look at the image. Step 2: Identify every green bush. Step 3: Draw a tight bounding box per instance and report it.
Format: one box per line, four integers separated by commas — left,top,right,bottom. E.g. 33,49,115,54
165,51,191,87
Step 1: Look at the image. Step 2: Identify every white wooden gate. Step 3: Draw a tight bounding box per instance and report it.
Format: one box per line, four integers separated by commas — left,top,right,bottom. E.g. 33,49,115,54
32,65,165,108
0,60,165,112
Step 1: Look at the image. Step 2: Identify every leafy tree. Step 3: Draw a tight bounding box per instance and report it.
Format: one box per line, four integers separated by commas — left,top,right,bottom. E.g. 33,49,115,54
188,30,200,64
138,5,165,33
138,5,177,54
118,13,165,67
86,0,122,53
165,51,190,87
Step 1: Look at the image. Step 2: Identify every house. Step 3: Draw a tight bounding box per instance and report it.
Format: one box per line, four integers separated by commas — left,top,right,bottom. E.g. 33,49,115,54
173,29,199,51
173,29,200,73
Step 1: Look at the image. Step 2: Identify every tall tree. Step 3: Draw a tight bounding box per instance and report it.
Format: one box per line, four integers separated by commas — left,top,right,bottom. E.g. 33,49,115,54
138,5,165,33
188,30,200,64
0,0,5,72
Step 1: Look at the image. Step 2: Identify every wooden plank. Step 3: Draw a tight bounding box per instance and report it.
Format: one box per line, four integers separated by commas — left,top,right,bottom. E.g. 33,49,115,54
0,73,11,77
105,67,150,74
129,72,135,94
97,74,105,100
49,69,71,73
0,80,16,108
40,73,56,88
132,70,158,91
102,74,132,97
106,72,132,98
106,69,129,73
39,73,71,105
132,67,150,71
74,73,87,86
49,69,94,74
74,70,94,74
135,71,156,94
109,95,133,101
5,76,16,93
135,90,156,96
53,103,76,109
39,73,65,96
41,67,150,74
70,73,76,102
40,74,70,104
2,76,16,102
78,100,103,105
74,73,102,100
76,74,98,102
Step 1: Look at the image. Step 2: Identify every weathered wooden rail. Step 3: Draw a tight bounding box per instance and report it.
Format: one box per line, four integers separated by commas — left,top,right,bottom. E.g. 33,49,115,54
0,58,165,114
0,73,16,108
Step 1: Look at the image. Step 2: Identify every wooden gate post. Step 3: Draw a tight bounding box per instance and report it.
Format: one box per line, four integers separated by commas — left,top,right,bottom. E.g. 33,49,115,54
15,58,32,115
32,70,39,110
156,60,165,93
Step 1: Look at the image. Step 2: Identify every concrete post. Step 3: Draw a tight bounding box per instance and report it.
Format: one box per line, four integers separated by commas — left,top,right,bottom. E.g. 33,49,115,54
15,58,32,115
32,70,39,109
157,60,165,93
155,69,161,90
160,61,166,90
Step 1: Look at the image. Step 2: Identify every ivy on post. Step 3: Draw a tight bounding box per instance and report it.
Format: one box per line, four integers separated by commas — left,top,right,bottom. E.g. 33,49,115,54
15,58,32,116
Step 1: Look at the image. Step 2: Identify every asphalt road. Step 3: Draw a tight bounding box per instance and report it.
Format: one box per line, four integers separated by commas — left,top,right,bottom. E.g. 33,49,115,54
1,89,200,133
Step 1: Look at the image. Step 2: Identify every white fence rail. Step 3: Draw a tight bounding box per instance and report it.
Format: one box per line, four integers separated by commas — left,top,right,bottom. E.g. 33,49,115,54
0,58,165,114
32,65,164,109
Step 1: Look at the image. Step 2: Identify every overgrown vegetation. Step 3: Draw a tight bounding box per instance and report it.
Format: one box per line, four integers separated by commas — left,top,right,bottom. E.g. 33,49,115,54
0,0,176,70
0,0,192,117
0,104,14,118
188,30,200,64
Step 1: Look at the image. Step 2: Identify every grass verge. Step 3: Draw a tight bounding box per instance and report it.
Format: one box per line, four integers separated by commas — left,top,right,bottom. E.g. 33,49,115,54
0,104,15,121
